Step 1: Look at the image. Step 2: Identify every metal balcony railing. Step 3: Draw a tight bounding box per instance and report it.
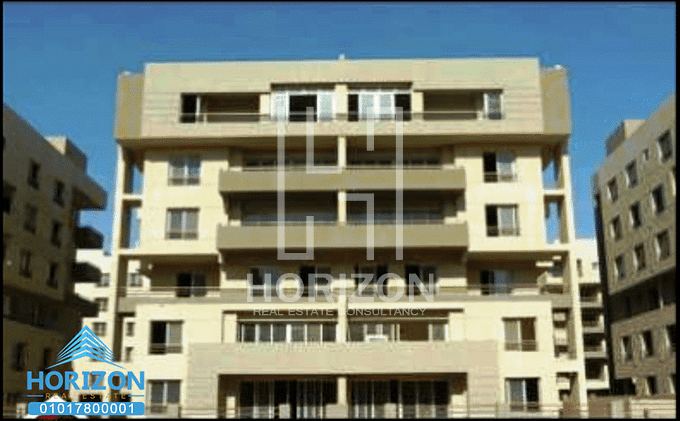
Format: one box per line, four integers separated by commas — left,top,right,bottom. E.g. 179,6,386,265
486,226,521,237
148,343,182,355
504,340,538,352
177,110,509,124
484,172,518,183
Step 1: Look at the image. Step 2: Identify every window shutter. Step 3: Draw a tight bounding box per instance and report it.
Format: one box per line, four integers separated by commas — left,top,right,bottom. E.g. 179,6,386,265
499,206,517,235
317,92,333,121
184,210,198,235
271,92,287,121
497,150,515,181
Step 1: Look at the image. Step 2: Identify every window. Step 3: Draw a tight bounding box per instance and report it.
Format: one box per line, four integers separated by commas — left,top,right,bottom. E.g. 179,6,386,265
176,272,207,297
483,151,516,182
93,322,107,336
480,269,513,295
248,267,280,297
150,321,182,354
484,92,503,120
50,221,62,247
506,378,539,412
651,184,666,214
53,181,65,206
126,322,135,337
669,375,676,395
3,183,15,214
625,161,638,187
28,160,40,189
641,330,654,357
166,208,198,239
148,380,180,414
46,263,58,288
655,230,671,260
24,204,37,234
128,272,142,287
646,376,657,395
642,148,650,162
125,347,133,363
347,90,409,121
19,250,32,278
403,264,438,296
610,216,622,241
98,273,110,287
621,336,633,362
629,202,642,228
12,343,27,370
168,156,200,185
238,322,336,344
607,178,618,202
504,318,537,351
614,255,625,281
666,325,676,354
634,244,646,271
657,130,673,162
576,259,583,277
271,90,335,122
298,266,333,297
486,205,519,236
95,298,108,312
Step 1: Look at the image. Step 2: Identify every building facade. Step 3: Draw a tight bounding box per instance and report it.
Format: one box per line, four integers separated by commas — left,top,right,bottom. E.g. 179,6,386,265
593,94,676,398
2,105,107,416
106,58,590,417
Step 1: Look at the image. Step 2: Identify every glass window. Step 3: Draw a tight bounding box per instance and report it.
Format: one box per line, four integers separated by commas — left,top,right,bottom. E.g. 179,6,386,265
484,92,503,120
166,209,199,239
657,131,673,162
28,160,40,189
614,255,626,281
610,216,622,240
629,202,642,228
24,204,37,234
53,181,65,206
168,156,200,185
503,318,536,351
651,185,666,214
505,378,539,411
486,205,519,236
634,244,646,271
608,178,618,202
655,230,671,260
625,161,638,187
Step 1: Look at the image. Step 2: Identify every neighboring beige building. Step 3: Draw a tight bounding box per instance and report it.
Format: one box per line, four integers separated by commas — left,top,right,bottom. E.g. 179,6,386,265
2,105,107,416
573,238,610,397
103,57,591,418
593,94,676,398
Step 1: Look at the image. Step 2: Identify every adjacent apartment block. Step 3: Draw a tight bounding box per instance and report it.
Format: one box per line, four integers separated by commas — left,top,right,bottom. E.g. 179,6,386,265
2,105,107,416
593,94,676,397
108,57,589,417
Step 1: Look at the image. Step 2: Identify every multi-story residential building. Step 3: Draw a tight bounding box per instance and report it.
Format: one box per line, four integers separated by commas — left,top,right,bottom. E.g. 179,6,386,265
593,94,676,398
573,239,610,397
3,105,107,416
106,57,589,418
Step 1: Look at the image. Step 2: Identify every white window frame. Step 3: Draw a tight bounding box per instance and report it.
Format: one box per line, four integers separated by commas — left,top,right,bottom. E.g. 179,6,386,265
483,91,504,120
168,156,201,185
148,380,180,412
166,208,199,240
270,90,336,122
505,378,539,412
239,321,336,344
150,321,183,354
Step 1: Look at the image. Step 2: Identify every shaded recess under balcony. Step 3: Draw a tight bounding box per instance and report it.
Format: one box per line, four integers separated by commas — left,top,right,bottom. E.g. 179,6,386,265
422,90,502,120
74,226,104,249
72,261,102,283
181,93,260,123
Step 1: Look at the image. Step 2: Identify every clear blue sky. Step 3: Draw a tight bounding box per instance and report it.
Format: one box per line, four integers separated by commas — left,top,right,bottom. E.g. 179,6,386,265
3,2,675,251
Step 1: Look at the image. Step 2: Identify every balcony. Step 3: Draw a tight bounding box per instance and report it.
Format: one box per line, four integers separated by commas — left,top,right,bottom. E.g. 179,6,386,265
219,166,466,193
216,222,468,250
188,340,497,376
582,320,605,334
74,226,104,249
537,270,564,291
584,345,608,359
72,262,102,283
580,295,603,308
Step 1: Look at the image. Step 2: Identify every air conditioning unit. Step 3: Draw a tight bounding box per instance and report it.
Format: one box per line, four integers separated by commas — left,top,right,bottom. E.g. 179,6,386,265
366,334,389,343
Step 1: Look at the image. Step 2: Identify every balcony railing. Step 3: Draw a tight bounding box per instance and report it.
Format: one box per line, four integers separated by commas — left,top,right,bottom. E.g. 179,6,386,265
149,343,182,354
486,226,521,237
484,172,518,183
177,110,505,124
504,340,538,352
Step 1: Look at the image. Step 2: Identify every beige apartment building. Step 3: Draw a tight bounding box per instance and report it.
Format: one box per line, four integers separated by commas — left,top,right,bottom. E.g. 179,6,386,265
593,94,676,398
105,57,591,418
2,105,107,416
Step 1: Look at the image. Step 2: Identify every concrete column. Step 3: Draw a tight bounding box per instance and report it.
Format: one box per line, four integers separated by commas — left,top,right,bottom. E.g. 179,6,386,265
335,84,348,120
259,93,270,118
412,91,424,118
337,376,348,405
338,191,347,226
338,136,347,168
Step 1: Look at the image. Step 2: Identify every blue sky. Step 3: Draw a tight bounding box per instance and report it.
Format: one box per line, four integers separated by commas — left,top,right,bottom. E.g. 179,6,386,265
3,2,676,251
